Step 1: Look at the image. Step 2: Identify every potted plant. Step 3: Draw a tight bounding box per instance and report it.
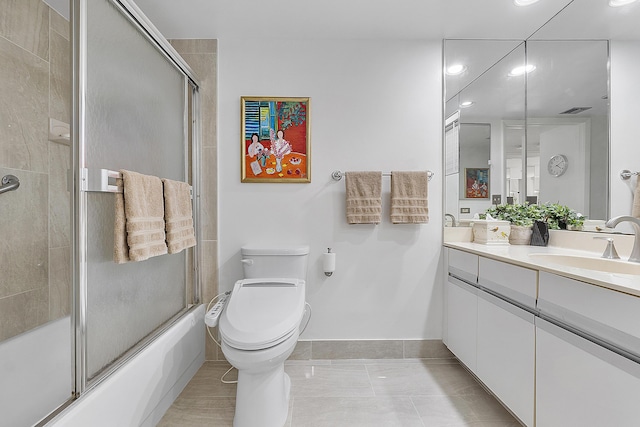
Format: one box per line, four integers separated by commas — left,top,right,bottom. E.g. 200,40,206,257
538,203,585,231
485,203,537,245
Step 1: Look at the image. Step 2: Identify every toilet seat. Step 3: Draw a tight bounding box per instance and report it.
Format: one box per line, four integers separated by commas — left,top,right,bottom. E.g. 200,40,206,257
219,278,306,351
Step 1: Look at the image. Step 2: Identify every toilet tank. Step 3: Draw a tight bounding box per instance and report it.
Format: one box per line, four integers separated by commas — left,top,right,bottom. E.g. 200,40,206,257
241,246,309,280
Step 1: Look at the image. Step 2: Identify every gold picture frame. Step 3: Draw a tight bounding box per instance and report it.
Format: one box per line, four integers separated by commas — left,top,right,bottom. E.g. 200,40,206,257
241,96,311,183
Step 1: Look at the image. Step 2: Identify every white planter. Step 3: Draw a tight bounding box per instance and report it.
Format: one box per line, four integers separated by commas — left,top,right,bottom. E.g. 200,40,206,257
472,220,511,245
509,225,533,245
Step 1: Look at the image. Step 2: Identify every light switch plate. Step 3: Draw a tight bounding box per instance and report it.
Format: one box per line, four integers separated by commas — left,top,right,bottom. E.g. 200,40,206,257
492,194,501,205
460,208,470,214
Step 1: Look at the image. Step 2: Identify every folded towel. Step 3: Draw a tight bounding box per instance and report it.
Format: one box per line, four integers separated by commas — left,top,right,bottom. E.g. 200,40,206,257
390,171,429,224
113,178,129,264
162,178,197,254
345,171,382,224
120,170,168,262
633,176,640,219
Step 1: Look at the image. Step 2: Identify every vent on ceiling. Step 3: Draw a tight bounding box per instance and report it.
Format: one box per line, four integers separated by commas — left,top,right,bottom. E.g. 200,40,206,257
559,107,592,114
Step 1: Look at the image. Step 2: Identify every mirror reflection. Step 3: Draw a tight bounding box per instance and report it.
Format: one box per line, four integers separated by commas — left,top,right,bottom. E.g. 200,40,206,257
444,38,609,228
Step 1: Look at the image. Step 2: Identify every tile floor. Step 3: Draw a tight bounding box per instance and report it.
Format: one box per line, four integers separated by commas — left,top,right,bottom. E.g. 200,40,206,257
158,358,521,426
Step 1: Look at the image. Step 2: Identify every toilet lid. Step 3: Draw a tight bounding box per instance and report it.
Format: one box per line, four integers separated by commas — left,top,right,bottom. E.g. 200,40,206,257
219,278,306,350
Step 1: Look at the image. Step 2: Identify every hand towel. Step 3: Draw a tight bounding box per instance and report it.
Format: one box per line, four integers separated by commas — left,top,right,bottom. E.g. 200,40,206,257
633,176,640,219
162,178,197,254
390,171,429,224
113,178,129,264
345,171,382,224
121,170,168,262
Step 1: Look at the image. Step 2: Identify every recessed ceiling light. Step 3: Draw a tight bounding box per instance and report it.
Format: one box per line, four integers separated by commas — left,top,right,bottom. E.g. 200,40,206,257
514,0,540,6
508,64,536,77
459,101,474,108
446,64,466,75
609,0,638,7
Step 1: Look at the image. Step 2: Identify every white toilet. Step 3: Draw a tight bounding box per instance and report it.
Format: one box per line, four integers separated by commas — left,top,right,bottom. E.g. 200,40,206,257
219,245,309,427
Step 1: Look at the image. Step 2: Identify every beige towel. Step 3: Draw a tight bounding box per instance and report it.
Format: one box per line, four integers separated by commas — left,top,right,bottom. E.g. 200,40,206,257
162,178,197,254
345,171,382,224
633,176,640,219
114,178,129,264
119,170,168,262
390,171,429,224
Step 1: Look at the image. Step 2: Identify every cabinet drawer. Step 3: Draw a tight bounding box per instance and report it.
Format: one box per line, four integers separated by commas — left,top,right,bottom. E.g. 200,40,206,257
538,271,640,358
448,248,478,283
478,257,537,309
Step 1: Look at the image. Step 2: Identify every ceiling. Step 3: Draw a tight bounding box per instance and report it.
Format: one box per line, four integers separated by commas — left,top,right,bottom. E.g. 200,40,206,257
45,0,640,40
130,0,574,40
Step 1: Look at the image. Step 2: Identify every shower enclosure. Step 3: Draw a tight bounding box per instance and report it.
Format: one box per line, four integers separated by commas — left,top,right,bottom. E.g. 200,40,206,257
0,0,201,425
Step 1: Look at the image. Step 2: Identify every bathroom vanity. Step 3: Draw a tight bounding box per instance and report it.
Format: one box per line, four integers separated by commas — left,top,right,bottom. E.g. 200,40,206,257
443,239,640,427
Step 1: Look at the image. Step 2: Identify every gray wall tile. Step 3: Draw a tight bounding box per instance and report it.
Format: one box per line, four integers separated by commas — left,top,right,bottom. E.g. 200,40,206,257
49,246,71,320
0,286,49,341
49,29,71,124
0,37,49,174
0,0,49,61
0,169,48,299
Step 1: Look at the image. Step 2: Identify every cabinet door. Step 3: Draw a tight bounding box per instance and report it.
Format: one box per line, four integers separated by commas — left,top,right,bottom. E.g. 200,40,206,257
446,276,478,373
477,292,535,427
536,318,640,427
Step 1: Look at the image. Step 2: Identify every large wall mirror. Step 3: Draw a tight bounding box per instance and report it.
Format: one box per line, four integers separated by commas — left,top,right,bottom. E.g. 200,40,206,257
444,37,609,226
444,1,640,235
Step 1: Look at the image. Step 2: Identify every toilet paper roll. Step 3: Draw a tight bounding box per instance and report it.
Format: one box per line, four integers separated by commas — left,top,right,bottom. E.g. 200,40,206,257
323,252,336,274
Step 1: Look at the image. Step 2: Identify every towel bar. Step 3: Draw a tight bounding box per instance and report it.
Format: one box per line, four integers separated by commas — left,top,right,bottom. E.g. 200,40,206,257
82,168,193,198
331,170,434,181
620,169,639,180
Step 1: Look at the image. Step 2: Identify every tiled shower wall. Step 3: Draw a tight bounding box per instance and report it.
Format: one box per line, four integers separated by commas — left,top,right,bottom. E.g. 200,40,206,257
169,39,219,361
0,1,71,341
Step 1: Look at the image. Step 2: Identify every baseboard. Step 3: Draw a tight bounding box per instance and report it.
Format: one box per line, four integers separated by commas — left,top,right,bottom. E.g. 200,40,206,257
288,339,453,360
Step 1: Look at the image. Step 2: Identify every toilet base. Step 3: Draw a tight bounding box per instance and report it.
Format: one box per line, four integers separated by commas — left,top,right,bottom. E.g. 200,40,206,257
232,364,291,427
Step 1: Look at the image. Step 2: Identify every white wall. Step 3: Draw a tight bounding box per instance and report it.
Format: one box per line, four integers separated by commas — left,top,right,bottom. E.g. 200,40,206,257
611,41,640,233
218,38,443,340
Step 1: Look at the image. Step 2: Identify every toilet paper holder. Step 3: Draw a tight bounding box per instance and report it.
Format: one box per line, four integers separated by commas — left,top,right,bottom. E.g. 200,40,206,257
323,248,336,277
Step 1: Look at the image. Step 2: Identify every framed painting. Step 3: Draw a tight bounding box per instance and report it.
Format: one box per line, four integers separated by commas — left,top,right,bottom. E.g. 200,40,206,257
241,96,311,183
465,167,489,198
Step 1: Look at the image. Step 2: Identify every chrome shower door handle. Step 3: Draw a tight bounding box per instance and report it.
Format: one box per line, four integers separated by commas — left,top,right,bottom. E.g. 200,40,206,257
0,175,20,195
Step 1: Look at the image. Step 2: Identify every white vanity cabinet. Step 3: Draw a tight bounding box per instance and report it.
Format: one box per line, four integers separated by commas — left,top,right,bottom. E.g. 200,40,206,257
536,273,640,427
445,244,640,427
445,249,479,373
477,258,536,427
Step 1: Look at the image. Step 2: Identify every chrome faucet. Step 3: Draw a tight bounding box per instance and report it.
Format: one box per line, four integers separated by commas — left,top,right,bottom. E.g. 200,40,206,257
604,215,640,263
445,213,457,227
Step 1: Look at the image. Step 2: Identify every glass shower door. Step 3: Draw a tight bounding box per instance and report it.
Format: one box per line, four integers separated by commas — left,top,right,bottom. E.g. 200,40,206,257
74,0,199,391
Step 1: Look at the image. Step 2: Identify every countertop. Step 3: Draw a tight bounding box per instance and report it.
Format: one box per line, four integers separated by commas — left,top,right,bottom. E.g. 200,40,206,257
444,241,640,298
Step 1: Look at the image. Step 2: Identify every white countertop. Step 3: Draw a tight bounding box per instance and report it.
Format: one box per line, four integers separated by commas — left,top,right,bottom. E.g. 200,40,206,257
444,241,640,298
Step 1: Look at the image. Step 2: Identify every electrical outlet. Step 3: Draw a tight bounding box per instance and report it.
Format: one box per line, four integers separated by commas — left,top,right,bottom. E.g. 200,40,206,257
460,208,470,214
492,194,502,205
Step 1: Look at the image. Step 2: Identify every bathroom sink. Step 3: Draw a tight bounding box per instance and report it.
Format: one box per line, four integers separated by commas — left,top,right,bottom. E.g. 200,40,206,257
529,253,640,275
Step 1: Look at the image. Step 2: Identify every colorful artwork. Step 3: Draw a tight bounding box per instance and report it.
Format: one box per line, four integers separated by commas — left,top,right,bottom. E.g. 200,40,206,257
465,168,489,199
241,97,310,183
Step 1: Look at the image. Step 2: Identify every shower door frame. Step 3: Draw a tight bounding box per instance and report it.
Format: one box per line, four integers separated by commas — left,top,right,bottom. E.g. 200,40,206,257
71,0,202,398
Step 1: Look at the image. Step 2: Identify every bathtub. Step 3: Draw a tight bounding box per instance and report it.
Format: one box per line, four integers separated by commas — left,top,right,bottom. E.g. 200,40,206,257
0,305,205,427
48,304,205,427
0,316,72,427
